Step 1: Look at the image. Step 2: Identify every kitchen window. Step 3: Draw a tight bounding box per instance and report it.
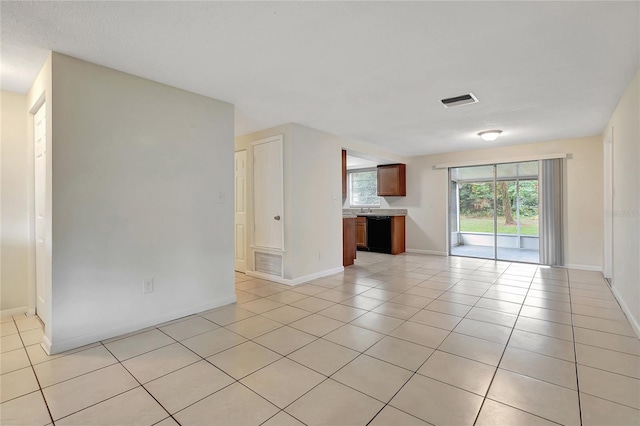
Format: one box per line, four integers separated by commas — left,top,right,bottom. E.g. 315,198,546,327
349,169,380,207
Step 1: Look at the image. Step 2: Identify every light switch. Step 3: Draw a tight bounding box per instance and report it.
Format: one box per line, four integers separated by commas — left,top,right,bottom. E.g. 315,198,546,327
217,191,225,203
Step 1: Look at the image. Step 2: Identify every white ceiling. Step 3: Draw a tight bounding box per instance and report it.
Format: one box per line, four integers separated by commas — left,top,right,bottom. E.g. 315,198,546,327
2,1,638,156
346,155,378,170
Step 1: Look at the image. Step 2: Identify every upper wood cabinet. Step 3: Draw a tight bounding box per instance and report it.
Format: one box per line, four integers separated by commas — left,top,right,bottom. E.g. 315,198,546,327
342,149,347,199
377,164,406,196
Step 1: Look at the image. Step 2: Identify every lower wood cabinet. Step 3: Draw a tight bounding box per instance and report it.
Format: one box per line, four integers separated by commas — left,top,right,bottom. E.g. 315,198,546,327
343,217,356,266
356,217,367,249
390,216,406,255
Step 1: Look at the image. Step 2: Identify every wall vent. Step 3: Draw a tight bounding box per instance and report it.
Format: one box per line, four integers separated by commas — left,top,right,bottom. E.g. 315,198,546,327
441,93,478,108
255,251,283,277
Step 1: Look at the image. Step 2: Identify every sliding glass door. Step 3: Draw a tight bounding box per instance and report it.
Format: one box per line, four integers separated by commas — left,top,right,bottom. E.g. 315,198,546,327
449,161,540,263
495,162,539,263
449,165,496,259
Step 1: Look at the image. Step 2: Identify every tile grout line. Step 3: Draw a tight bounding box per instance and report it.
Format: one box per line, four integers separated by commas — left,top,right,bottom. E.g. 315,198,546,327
364,259,495,424
11,315,56,426
237,266,439,424
6,258,629,425
568,274,585,426
152,315,325,425
365,259,517,425
471,264,541,426
99,340,183,426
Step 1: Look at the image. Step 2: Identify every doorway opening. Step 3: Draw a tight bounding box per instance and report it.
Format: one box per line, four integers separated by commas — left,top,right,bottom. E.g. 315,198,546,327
449,161,540,263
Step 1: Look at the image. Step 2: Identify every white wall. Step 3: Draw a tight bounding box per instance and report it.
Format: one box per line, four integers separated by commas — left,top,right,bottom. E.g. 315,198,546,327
1,91,30,315
603,69,640,334
44,53,235,353
236,123,345,284
399,137,604,267
289,124,345,278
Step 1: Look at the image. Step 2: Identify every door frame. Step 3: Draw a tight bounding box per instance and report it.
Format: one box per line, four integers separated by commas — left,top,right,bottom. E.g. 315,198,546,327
28,92,51,332
234,150,247,272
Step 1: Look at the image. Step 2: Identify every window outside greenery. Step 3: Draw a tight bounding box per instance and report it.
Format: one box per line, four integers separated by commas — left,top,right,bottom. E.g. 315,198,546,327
349,170,380,207
458,180,539,235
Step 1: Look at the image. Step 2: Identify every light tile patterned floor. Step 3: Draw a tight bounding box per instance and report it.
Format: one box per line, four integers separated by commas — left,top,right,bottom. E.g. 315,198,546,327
1,252,639,425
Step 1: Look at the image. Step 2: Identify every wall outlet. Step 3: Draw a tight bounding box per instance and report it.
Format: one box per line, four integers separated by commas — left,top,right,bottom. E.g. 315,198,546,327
143,279,154,294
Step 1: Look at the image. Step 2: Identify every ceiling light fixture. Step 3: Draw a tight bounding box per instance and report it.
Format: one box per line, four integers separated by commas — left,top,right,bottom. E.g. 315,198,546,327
478,130,503,141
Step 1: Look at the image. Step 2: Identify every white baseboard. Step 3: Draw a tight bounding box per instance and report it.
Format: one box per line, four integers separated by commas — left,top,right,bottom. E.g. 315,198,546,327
246,266,345,287
41,334,53,356
564,264,603,272
406,249,448,256
46,295,237,355
610,285,640,339
0,306,29,318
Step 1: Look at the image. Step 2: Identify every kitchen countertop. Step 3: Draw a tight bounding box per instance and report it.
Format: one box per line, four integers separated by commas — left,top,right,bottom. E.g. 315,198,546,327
343,208,407,217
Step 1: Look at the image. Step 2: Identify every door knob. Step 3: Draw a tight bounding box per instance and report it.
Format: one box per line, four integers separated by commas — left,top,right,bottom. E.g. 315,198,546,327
274,215,281,221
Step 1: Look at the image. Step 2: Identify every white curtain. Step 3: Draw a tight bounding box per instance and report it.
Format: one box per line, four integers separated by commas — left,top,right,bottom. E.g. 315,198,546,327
539,159,564,266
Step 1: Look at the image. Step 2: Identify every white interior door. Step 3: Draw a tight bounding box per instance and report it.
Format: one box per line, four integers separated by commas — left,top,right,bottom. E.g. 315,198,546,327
604,128,613,279
234,151,247,272
253,136,284,250
34,103,47,323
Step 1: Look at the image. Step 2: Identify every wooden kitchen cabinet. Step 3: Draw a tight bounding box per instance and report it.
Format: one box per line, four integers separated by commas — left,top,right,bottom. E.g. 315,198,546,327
390,216,406,255
342,149,347,199
356,216,367,249
343,217,356,266
377,164,406,196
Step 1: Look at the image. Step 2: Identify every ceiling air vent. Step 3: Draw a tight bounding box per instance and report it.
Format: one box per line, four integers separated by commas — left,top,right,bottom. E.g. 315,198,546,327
441,93,478,108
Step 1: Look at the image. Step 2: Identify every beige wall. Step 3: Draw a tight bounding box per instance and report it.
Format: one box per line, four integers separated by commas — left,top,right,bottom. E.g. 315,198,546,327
235,123,345,283
603,69,640,333
1,91,30,315
400,137,604,268
44,53,235,353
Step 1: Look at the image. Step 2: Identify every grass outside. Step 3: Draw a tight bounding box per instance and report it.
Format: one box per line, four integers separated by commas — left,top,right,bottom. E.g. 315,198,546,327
459,216,539,236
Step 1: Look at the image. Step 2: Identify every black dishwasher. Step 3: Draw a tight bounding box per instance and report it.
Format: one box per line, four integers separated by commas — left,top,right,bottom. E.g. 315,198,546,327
367,216,392,254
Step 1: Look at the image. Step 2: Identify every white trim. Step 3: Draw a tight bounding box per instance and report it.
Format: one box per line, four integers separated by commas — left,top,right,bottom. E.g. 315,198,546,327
564,263,602,272
435,153,567,169
406,249,448,256
0,306,29,318
41,335,53,356
249,246,285,253
45,296,237,355
246,266,345,287
610,285,640,338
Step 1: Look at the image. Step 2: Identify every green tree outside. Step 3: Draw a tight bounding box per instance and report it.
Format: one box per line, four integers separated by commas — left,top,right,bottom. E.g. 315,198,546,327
457,180,538,235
